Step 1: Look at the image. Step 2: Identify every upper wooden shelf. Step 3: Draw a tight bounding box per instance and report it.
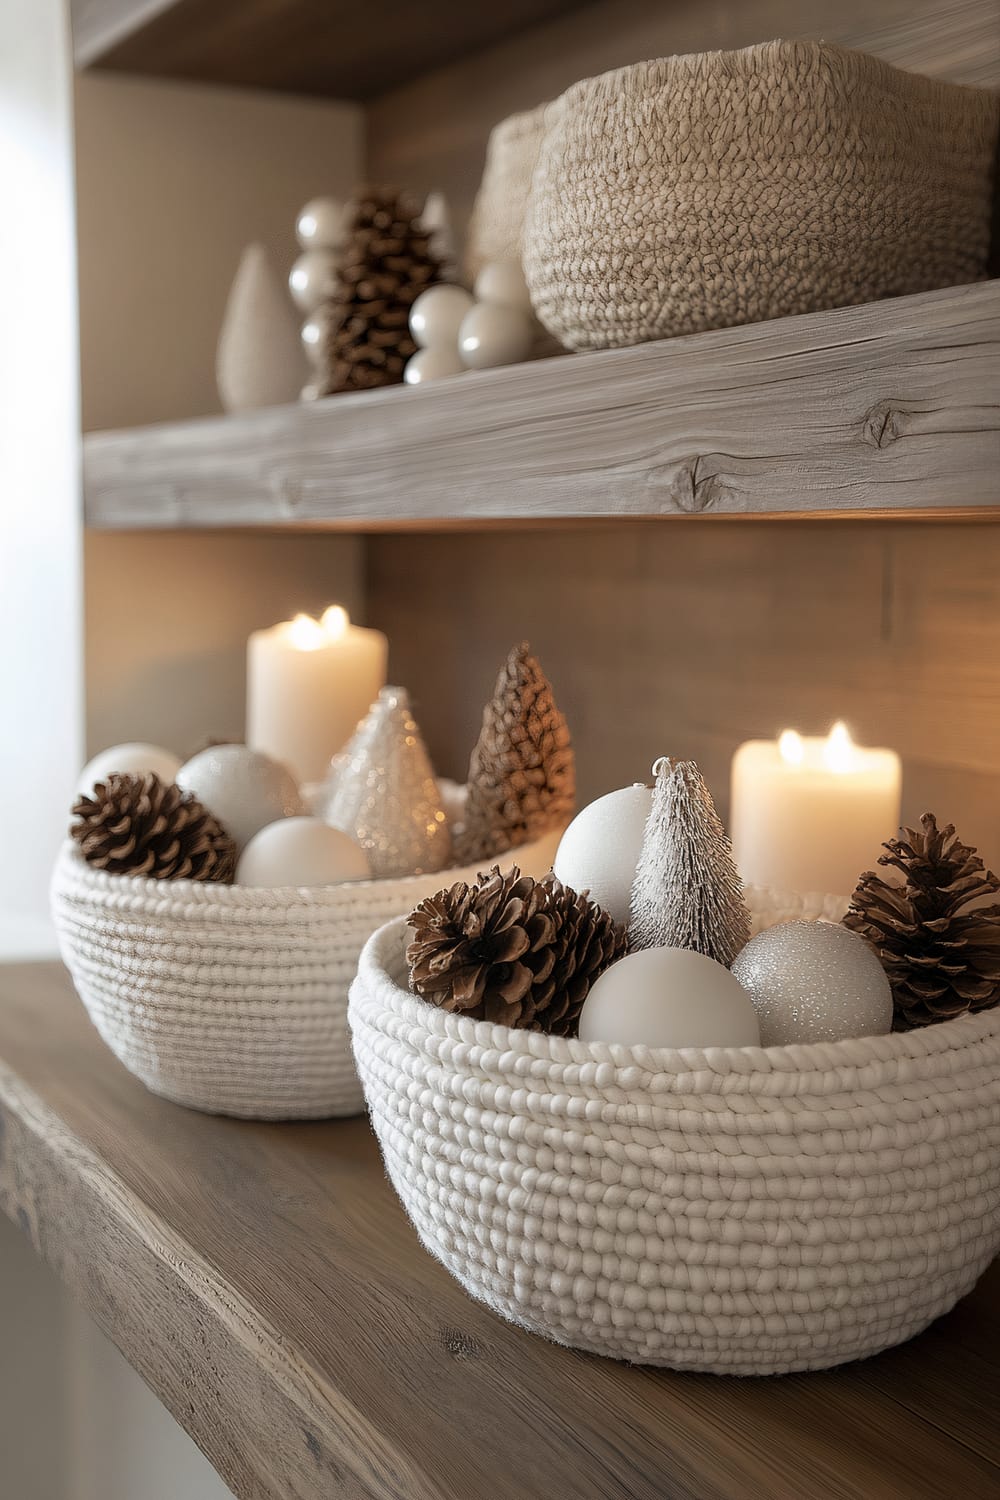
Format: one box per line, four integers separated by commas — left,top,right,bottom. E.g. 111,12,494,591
70,0,586,99
1,959,999,1500
82,282,1000,530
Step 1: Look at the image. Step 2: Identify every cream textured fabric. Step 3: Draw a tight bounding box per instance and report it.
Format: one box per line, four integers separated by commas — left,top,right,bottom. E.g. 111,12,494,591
51,828,562,1120
350,894,1000,1374
522,42,1000,350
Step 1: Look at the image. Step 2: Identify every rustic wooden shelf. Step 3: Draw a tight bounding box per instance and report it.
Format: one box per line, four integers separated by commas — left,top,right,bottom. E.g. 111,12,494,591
70,0,586,100
82,281,1000,530
1,960,999,1500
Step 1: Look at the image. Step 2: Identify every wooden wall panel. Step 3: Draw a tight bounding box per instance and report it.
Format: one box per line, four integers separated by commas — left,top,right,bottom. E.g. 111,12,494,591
368,522,1000,872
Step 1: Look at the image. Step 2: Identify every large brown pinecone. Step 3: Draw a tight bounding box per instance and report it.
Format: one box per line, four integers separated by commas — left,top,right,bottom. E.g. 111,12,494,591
317,188,442,395
455,643,575,864
843,812,1000,1029
71,772,237,883
407,865,626,1035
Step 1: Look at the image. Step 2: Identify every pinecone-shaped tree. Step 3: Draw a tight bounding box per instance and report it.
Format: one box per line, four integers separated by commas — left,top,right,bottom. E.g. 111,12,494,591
629,758,750,967
843,813,1000,1029
317,188,443,395
407,865,626,1035
455,643,575,863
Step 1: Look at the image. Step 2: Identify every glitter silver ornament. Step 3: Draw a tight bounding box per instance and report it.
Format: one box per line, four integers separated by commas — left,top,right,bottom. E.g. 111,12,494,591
320,687,452,879
732,920,892,1047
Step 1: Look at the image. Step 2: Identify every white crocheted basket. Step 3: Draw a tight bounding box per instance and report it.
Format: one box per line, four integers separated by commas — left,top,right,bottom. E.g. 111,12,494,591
51,828,562,1121
350,894,1000,1374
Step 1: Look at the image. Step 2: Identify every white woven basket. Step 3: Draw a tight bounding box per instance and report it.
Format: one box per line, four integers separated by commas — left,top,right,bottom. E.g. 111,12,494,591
350,892,1000,1374
51,828,562,1120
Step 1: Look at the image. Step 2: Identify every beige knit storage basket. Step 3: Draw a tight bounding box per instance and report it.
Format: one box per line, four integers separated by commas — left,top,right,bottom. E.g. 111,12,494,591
522,41,1000,350
350,895,1000,1374
51,829,562,1121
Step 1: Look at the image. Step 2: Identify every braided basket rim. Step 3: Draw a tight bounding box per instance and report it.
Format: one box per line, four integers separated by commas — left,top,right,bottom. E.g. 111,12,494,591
354,913,1000,1086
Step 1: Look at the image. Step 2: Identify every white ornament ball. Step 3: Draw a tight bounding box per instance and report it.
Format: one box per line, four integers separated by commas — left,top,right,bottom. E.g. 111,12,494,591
473,260,533,312
288,249,339,313
176,746,303,851
409,284,475,350
300,303,338,366
236,817,371,887
458,302,534,369
579,947,761,1049
404,346,466,384
552,784,653,926
295,198,347,251
731,920,893,1047
77,742,181,797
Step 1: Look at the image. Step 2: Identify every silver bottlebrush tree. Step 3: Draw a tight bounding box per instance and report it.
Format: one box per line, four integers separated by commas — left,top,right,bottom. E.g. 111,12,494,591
629,757,750,967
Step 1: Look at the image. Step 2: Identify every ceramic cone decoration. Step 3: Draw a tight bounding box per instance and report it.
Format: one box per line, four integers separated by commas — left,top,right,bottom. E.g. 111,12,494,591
629,757,750,966
324,687,452,878
216,243,308,412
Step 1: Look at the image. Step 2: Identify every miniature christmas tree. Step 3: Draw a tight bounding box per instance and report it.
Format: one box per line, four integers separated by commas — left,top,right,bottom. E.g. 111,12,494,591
318,188,443,394
629,758,750,967
455,643,575,863
843,813,1000,1029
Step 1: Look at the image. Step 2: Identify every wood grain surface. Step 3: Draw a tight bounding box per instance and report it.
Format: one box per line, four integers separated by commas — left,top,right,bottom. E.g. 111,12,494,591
0,966,999,1500
82,281,1000,529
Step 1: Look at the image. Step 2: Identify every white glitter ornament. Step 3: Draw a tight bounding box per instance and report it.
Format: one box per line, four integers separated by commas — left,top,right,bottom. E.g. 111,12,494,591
77,742,181,797
552,784,653,926
579,947,761,1049
322,687,451,878
176,746,303,852
732,920,893,1047
236,817,370,887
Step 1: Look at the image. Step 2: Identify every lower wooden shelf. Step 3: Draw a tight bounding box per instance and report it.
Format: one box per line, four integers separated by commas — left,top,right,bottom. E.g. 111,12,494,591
82,281,1000,530
1,961,998,1500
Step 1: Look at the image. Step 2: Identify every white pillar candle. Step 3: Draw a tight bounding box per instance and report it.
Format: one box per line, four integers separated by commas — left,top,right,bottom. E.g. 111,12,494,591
730,723,901,898
247,606,387,787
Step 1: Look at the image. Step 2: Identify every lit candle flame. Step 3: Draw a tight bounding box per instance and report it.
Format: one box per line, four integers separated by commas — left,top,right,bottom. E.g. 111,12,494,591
287,613,327,651
778,729,805,766
823,720,855,774
320,604,349,639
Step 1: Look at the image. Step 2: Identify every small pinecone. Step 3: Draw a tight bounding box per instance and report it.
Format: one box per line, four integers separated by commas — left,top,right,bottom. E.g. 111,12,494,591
843,813,1000,1029
317,188,443,395
456,643,575,864
71,772,237,883
407,865,626,1036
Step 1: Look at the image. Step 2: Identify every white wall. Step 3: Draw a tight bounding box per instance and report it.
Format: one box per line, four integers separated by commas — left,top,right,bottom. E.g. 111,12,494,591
0,0,82,957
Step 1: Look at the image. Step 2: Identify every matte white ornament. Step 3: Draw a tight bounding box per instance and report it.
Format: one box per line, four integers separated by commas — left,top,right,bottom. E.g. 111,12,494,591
77,742,181,797
295,197,347,251
217,244,307,413
236,816,370,888
732,920,893,1046
458,301,534,369
579,946,761,1049
177,745,303,852
404,347,466,384
552,784,653,926
474,260,533,312
409,284,475,350
288,247,339,313
300,303,338,367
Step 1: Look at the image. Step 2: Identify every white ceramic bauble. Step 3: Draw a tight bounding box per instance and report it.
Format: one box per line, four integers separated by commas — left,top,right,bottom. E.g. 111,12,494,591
288,248,339,313
473,260,533,312
579,947,761,1049
300,303,338,367
295,197,347,251
458,302,534,369
77,742,182,797
176,746,304,852
217,244,307,412
409,285,475,350
404,346,466,385
552,784,653,925
731,920,893,1047
236,817,371,888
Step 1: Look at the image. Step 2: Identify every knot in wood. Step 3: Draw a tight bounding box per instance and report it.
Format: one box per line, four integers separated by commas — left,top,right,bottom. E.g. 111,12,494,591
650,457,726,514
862,401,907,449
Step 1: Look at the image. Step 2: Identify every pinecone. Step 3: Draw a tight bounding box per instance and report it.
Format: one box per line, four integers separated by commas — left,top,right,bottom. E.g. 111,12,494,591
455,643,575,863
317,188,443,395
407,865,626,1035
843,813,1000,1029
71,772,237,883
